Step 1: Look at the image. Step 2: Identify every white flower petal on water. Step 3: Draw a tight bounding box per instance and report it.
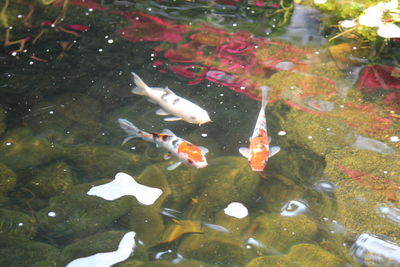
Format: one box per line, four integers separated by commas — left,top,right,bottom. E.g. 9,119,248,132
378,23,400,38
67,231,136,267
340,20,357,28
359,5,384,27
314,0,327,4
223,202,248,219
87,172,163,205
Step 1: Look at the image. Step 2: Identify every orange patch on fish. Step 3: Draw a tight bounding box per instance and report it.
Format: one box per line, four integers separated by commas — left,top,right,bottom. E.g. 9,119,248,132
249,129,269,171
178,141,204,162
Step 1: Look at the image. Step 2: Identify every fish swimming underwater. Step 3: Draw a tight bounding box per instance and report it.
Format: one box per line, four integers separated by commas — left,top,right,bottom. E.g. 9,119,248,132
118,118,208,170
130,72,211,125
239,86,280,171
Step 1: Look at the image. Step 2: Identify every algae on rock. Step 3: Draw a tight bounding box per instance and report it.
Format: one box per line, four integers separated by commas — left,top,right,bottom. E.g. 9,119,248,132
0,208,36,239
0,107,6,135
0,162,16,199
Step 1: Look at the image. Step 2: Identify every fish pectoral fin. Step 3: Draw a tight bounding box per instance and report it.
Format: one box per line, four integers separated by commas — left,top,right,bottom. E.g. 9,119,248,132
164,116,182,122
147,98,157,104
131,86,146,95
167,161,182,171
269,146,281,158
122,135,137,145
156,108,170,116
163,152,172,160
198,146,209,154
161,129,176,136
239,147,250,158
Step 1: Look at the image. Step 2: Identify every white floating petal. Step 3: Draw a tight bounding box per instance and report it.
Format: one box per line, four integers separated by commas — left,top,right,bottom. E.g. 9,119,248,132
87,172,163,205
224,202,248,219
314,0,327,4
67,231,136,267
340,20,357,28
378,23,400,38
359,5,384,27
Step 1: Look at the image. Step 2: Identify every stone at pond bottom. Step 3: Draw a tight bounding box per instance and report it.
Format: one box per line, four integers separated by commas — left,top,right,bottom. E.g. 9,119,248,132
246,214,318,254
66,145,146,180
186,156,259,221
0,128,66,169
26,161,76,198
0,208,36,239
324,148,400,241
0,234,59,266
37,183,133,240
25,93,102,145
66,232,136,267
0,162,16,200
87,172,163,205
246,243,346,267
178,229,257,266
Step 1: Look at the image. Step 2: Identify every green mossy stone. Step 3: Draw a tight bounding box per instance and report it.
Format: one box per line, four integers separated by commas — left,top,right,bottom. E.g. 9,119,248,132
0,208,36,239
214,210,251,235
187,156,259,221
0,162,16,195
282,109,355,156
135,259,212,267
0,234,59,266
325,148,400,241
120,165,171,247
60,230,146,266
178,230,257,266
36,183,133,240
249,214,318,254
67,145,146,180
0,107,6,135
246,243,346,267
26,161,76,198
0,128,66,169
25,93,102,145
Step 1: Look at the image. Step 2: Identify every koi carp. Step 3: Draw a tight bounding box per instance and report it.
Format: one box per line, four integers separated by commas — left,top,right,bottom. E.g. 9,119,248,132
118,118,208,170
239,86,280,171
130,72,211,125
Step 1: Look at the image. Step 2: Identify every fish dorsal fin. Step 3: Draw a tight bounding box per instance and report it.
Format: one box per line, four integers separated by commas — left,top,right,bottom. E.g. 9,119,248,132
164,116,182,122
164,86,175,94
239,147,250,159
198,146,209,154
269,146,281,158
161,129,176,136
167,161,182,171
156,108,170,116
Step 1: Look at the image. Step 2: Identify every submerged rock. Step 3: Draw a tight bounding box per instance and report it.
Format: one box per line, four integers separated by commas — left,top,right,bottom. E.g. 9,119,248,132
246,214,318,254
26,161,76,198
0,128,66,169
25,93,102,145
325,148,400,241
0,163,16,200
0,208,36,239
66,145,146,180
186,156,259,221
36,183,133,240
246,243,346,267
0,234,59,266
178,229,257,266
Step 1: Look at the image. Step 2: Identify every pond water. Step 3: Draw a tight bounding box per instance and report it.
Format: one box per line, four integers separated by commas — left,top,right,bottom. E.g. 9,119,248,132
1,0,400,266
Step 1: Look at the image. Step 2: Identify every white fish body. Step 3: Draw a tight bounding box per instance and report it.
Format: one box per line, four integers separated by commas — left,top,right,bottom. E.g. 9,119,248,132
118,118,208,170
131,72,211,125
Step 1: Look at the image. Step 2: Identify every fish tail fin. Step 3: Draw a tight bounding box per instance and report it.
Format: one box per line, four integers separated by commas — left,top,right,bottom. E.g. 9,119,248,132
131,72,150,96
117,118,142,141
260,86,270,110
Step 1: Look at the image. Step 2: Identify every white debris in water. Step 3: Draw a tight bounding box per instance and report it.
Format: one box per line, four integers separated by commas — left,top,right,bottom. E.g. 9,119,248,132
5,142,12,146
48,211,56,217
201,133,208,137
278,131,286,136
390,136,399,142
314,0,327,3
224,202,248,219
340,19,357,28
87,172,163,205
18,222,23,226
67,232,136,267
307,136,313,140
280,200,308,217
351,135,395,154
107,39,114,44
98,49,103,52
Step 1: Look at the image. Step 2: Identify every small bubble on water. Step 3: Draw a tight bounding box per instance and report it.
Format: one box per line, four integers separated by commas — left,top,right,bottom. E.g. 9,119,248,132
307,136,313,140
220,93,224,96
201,133,208,137
107,39,114,44
29,61,34,65
88,8,93,12
49,110,54,114
232,23,238,27
131,147,136,150
18,222,23,226
48,211,56,217
240,86,246,90
98,48,103,52
17,14,23,18
278,131,286,136
6,142,12,146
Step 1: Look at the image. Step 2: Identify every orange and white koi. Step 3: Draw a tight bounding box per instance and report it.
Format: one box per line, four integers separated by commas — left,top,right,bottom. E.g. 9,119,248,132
118,118,208,170
131,72,211,125
239,86,280,171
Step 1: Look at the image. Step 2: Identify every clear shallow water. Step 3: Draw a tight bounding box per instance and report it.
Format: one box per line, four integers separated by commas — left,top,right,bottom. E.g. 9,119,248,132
0,0,399,266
